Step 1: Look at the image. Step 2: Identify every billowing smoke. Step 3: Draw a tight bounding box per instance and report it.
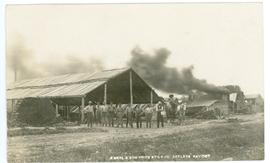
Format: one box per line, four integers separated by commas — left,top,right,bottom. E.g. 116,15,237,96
42,55,104,76
128,47,228,94
7,39,104,82
7,40,41,81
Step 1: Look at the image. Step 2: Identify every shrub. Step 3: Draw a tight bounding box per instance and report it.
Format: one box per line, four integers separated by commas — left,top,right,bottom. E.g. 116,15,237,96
16,98,56,126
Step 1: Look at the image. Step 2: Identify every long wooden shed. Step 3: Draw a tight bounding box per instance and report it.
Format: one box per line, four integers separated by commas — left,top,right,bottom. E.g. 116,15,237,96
7,67,160,121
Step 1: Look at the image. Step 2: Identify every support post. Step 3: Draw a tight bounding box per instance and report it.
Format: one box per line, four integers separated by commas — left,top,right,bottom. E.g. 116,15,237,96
55,104,59,118
81,97,85,123
11,100,14,113
66,106,69,120
150,89,153,105
129,71,133,106
104,83,107,105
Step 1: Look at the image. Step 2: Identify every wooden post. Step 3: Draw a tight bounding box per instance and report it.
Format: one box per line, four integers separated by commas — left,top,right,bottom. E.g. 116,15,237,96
81,97,85,123
66,106,69,120
104,83,107,105
129,71,133,106
11,100,14,113
254,101,256,113
55,104,59,117
150,90,153,105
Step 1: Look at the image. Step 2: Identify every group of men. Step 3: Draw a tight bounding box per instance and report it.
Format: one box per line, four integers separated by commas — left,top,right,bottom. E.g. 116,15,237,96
82,100,186,128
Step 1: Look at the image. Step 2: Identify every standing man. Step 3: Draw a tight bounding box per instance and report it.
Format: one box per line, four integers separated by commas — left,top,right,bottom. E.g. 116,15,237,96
126,104,134,128
176,102,183,125
96,102,102,126
101,102,108,127
177,101,186,125
93,103,97,125
83,101,94,128
156,101,165,128
182,102,187,122
116,103,124,127
145,104,153,128
108,102,115,127
135,104,143,128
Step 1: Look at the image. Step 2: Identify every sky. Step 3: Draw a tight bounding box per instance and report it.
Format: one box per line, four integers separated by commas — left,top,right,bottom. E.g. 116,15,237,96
6,3,263,96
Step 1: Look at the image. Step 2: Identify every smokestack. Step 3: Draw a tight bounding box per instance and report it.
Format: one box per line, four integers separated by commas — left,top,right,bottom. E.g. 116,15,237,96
14,68,17,82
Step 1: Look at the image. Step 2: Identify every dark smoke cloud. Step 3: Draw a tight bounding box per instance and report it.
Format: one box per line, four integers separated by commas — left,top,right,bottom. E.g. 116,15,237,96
43,55,104,76
7,39,41,80
7,39,104,82
128,47,228,94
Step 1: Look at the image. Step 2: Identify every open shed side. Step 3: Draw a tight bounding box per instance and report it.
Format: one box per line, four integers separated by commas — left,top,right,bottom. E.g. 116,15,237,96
7,67,160,122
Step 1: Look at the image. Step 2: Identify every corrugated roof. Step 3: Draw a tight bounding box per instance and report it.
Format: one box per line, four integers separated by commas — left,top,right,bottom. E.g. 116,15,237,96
7,67,129,89
6,68,129,100
187,100,218,108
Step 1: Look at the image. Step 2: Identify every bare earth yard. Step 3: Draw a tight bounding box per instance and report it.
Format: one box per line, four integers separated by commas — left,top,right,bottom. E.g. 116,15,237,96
8,113,264,162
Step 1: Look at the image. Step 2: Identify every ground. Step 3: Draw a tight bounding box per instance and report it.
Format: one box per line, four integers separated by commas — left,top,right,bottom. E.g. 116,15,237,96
7,113,264,162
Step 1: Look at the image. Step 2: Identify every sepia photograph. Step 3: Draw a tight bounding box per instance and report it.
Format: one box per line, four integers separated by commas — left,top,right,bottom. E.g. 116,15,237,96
3,1,265,162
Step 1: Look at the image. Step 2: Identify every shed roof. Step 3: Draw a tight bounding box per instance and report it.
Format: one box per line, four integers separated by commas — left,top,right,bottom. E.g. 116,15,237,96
7,81,106,99
6,68,129,100
187,100,218,108
7,68,129,90
7,67,160,105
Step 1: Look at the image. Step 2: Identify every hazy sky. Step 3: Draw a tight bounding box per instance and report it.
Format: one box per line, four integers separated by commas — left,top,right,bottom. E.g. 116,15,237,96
6,3,263,95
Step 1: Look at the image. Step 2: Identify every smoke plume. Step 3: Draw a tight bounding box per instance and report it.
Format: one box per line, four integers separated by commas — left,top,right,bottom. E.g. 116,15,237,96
7,39,104,82
7,40,41,81
42,55,104,76
128,47,228,94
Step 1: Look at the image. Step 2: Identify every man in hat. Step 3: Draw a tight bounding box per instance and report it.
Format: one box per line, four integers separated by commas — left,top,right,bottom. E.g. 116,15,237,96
126,104,134,128
96,102,102,126
135,104,143,128
101,102,108,127
116,103,124,127
108,102,115,127
182,102,187,121
176,101,187,125
156,101,165,128
83,100,95,128
176,102,183,125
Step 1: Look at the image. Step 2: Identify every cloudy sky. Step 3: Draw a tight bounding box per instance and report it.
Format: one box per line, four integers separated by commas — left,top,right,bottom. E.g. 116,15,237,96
6,3,263,95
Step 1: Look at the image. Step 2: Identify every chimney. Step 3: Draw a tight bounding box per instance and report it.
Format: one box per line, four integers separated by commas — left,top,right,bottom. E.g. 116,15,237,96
14,68,17,82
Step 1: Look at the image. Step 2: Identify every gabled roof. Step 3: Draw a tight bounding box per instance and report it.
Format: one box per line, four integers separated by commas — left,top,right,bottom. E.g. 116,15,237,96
187,100,218,108
7,68,130,100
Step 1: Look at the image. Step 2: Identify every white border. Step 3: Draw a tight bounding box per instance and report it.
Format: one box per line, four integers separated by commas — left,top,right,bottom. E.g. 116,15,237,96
0,1,6,163
3,0,265,4
0,1,268,163
263,0,269,162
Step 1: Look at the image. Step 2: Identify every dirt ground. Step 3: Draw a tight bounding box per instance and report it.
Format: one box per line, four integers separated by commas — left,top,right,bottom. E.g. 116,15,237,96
7,113,264,162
